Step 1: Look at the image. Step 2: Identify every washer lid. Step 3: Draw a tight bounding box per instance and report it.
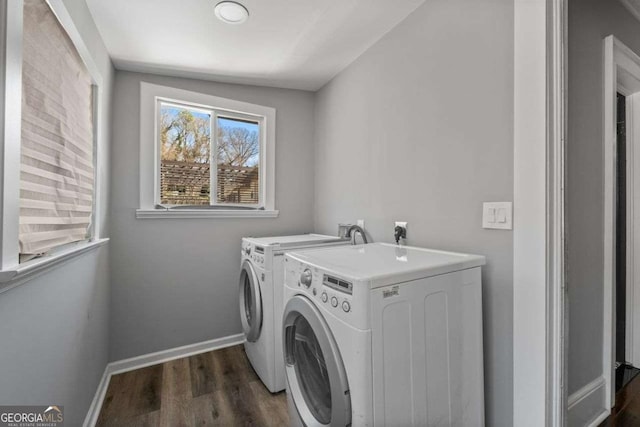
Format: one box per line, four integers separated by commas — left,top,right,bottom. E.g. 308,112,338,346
286,243,486,288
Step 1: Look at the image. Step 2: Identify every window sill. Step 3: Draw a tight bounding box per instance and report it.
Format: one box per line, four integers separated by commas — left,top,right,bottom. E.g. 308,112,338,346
0,238,109,293
135,209,279,219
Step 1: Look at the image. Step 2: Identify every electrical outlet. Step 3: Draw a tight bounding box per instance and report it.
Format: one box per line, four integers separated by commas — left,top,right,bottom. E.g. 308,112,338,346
357,219,365,228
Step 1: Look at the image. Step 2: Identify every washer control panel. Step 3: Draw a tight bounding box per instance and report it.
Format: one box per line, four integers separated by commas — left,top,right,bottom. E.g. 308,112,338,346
323,274,353,295
284,256,373,329
288,260,354,316
322,283,352,313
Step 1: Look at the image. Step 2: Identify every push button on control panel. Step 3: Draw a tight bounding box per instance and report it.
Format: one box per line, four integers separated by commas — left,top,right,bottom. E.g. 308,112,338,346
342,301,351,312
331,296,338,307
321,292,328,303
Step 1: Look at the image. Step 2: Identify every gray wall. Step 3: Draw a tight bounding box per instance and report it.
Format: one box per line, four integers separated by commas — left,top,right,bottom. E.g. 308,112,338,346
312,1,514,425
109,72,315,360
0,0,113,425
0,248,110,425
567,0,640,395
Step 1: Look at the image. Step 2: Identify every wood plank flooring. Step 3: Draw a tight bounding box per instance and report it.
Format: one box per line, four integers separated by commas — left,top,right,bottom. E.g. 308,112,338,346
600,370,640,426
96,345,289,427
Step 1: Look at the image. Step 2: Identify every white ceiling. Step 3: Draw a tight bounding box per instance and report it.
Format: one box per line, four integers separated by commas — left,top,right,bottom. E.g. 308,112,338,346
86,0,426,91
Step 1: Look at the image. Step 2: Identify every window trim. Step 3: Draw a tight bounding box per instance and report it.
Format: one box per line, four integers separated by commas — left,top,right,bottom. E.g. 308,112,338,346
0,0,106,282
139,82,277,218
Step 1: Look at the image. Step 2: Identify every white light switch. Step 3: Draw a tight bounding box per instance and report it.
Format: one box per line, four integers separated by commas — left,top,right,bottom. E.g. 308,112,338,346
483,202,513,230
487,208,496,222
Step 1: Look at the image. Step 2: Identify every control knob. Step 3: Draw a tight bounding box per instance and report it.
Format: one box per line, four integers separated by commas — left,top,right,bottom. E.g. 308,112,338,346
300,269,313,288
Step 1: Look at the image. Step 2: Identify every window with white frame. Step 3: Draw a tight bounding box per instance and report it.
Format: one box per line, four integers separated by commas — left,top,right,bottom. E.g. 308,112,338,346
159,101,261,206
138,83,277,218
0,0,104,277
19,0,98,261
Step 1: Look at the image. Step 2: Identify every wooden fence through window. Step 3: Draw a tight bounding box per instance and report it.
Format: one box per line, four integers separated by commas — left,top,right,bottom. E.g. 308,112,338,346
160,160,259,205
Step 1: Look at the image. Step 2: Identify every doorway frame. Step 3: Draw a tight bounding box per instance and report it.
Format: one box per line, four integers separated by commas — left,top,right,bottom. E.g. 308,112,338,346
515,14,640,427
603,35,640,411
546,2,568,425
623,93,640,369
513,0,567,426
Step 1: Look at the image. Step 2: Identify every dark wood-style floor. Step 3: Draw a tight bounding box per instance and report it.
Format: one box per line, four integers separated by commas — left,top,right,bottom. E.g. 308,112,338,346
600,370,640,426
96,345,289,427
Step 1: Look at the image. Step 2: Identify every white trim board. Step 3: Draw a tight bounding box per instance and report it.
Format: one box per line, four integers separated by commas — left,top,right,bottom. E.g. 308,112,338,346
628,91,640,368
135,208,279,220
0,238,108,293
619,91,640,369
567,377,608,427
83,366,110,427
0,0,23,270
82,333,245,427
513,0,567,425
546,0,568,425
513,1,547,421
603,35,640,412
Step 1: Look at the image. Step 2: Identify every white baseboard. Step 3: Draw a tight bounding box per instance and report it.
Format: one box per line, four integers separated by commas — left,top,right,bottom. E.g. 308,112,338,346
82,366,111,427
108,333,245,375
568,376,609,427
82,333,245,427
587,410,610,427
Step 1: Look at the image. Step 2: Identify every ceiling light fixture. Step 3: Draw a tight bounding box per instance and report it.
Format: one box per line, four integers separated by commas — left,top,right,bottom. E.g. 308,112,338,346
214,1,249,24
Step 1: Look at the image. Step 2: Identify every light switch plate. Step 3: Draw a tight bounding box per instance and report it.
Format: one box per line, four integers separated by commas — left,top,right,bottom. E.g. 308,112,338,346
483,202,513,230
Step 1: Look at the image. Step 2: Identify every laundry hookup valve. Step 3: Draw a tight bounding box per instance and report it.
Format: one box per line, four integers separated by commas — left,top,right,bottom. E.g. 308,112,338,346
394,222,407,244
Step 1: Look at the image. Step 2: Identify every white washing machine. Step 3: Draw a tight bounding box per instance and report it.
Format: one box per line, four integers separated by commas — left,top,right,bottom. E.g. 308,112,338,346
239,234,350,393
282,243,486,426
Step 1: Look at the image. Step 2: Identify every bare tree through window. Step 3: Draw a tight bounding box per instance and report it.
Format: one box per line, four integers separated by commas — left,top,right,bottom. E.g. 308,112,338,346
159,103,260,205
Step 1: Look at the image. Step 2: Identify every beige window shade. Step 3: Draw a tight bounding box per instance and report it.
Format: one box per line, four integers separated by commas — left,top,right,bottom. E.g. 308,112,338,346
19,0,94,257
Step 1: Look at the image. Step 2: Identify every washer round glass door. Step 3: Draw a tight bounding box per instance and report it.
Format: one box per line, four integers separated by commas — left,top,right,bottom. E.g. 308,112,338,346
283,295,351,427
239,259,262,342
